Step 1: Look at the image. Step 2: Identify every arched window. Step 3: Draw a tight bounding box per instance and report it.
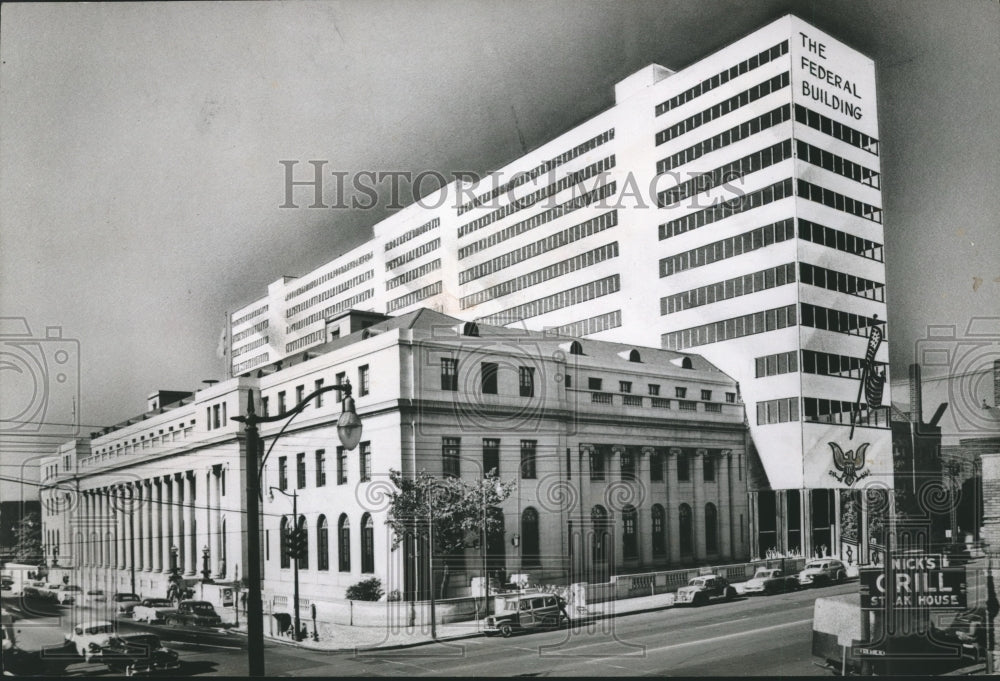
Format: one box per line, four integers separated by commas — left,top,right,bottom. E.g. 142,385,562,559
569,340,583,355
297,515,309,569
705,503,718,554
628,349,641,363
679,503,693,555
317,515,329,571
361,513,375,574
622,505,638,559
682,357,693,369
279,516,290,569
521,507,540,567
651,504,666,557
463,321,479,337
338,514,351,572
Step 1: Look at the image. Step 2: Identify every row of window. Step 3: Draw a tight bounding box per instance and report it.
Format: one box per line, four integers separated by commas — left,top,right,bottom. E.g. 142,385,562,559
233,351,270,375
548,310,622,338
277,513,373,573
231,334,269,358
756,397,800,425
659,178,794,240
233,319,268,343
657,104,790,175
284,252,373,301
655,41,788,116
660,262,796,315
798,219,883,262
384,217,440,253
264,367,370,419
655,72,790,146
385,237,440,271
459,182,617,261
478,274,620,327
457,129,615,215
662,303,797,350
276,442,373,491
800,262,885,301
797,179,882,223
460,242,618,309
658,139,792,207
285,329,324,353
659,218,794,277
459,210,618,285
755,350,798,377
387,280,443,312
796,140,880,189
232,304,267,328
286,270,374,318
443,437,540,478
205,402,228,431
287,289,374,333
801,302,882,338
754,349,888,380
386,258,440,291
794,104,879,156
458,155,615,238
804,399,891,428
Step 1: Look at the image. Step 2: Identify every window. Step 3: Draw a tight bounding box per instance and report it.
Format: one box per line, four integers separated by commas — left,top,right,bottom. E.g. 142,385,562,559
588,377,603,391
589,447,605,481
756,397,801,425
658,139,792,207
296,452,306,489
443,437,461,478
441,358,458,391
620,450,636,480
564,374,572,388
315,450,326,487
314,378,324,407
483,438,500,477
677,452,690,481
481,362,498,395
650,451,664,481
317,516,329,571
569,340,584,355
659,178,794,241
338,515,351,572
519,366,535,397
278,456,288,491
279,516,291,569
261,396,269,417
358,365,370,396
213,404,221,429
648,384,660,396
675,387,687,399
521,508,540,567
278,391,287,415
622,505,638,559
619,381,632,393
652,505,666,557
703,455,715,482
520,440,537,479
361,513,375,573
705,503,719,554
335,372,346,401
360,442,371,482
296,385,305,406
337,447,347,485
679,504,693,555
701,390,712,401
726,392,736,403
297,515,309,569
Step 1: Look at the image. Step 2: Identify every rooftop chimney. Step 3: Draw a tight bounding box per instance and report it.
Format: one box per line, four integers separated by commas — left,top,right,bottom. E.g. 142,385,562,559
909,363,922,424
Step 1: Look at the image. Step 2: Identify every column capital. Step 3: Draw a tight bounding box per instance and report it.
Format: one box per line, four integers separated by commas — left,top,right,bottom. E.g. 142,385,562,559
668,447,683,458
611,445,626,457
579,443,596,455
721,449,732,460
641,446,656,458
174,471,185,482
694,448,708,458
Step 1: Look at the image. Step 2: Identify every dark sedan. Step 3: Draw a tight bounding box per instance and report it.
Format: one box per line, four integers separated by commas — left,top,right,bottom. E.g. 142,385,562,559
98,634,180,676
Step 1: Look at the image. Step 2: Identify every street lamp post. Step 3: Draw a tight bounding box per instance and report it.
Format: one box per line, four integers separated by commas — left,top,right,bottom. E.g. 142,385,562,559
233,381,361,677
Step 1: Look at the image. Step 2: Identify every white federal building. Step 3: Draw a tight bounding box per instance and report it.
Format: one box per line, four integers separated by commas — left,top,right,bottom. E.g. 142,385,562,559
230,15,891,563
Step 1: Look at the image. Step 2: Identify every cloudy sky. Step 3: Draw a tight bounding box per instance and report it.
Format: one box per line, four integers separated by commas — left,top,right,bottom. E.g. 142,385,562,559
1,0,998,463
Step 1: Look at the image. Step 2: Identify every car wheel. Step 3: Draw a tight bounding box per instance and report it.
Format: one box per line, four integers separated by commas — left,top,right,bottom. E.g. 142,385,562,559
498,622,513,638
725,587,736,601
837,571,845,584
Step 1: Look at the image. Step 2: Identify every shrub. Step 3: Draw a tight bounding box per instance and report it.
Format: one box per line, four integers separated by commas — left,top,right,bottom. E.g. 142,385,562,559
345,577,384,602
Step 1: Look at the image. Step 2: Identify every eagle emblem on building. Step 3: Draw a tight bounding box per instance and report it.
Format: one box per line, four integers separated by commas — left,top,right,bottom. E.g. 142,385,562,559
828,442,871,486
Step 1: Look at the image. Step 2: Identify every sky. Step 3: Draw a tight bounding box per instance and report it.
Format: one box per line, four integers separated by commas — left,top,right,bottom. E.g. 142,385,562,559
1,0,998,487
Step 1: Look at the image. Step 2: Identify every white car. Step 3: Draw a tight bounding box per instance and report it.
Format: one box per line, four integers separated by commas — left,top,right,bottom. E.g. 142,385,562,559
131,598,177,624
55,585,83,605
65,620,115,660
797,559,847,587
84,589,107,605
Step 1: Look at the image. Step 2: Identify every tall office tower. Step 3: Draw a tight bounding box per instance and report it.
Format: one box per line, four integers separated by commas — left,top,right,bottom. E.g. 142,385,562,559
231,15,890,563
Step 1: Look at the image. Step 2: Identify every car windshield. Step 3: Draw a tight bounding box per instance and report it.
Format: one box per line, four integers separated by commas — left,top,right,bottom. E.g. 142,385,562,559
147,600,173,607
805,561,825,568
87,625,113,634
504,601,519,612
689,578,707,586
190,603,214,612
117,594,140,601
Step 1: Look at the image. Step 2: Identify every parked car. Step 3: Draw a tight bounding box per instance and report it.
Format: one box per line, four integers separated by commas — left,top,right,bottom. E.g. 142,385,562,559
55,584,82,605
132,599,178,624
165,600,222,627
98,634,181,676
65,620,115,660
85,589,107,605
0,576,13,592
111,592,142,617
797,559,847,587
22,580,47,598
484,593,569,637
742,568,800,595
40,583,63,600
675,575,737,606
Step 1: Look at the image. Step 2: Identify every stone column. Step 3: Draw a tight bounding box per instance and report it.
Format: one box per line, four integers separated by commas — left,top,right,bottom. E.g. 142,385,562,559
207,466,220,575
144,480,154,571
161,477,171,572
172,473,184,573
639,447,655,564
136,482,145,571
693,449,706,561
667,448,681,563
185,472,197,575
124,484,134,572
99,487,108,567
719,451,732,561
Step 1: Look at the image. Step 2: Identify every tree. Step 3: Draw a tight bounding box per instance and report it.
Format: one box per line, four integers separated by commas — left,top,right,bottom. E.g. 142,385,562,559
385,469,515,599
12,511,42,564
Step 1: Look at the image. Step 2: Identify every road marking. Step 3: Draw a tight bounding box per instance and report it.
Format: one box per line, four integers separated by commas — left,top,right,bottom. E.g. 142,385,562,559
645,618,813,654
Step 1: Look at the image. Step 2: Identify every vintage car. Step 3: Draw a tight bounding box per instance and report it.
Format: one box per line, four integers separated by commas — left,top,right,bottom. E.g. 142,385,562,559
54,584,83,605
797,559,847,587
65,620,115,660
98,634,181,676
22,580,48,598
484,593,569,637
111,592,142,617
675,575,737,606
132,598,178,624
742,568,800,595
84,589,107,605
0,576,13,591
165,600,222,627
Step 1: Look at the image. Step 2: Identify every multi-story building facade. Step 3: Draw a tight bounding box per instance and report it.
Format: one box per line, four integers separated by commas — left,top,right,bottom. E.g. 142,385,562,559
44,310,748,608
230,15,891,563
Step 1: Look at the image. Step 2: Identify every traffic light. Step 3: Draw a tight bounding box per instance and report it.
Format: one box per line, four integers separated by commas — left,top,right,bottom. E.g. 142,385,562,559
284,528,308,561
